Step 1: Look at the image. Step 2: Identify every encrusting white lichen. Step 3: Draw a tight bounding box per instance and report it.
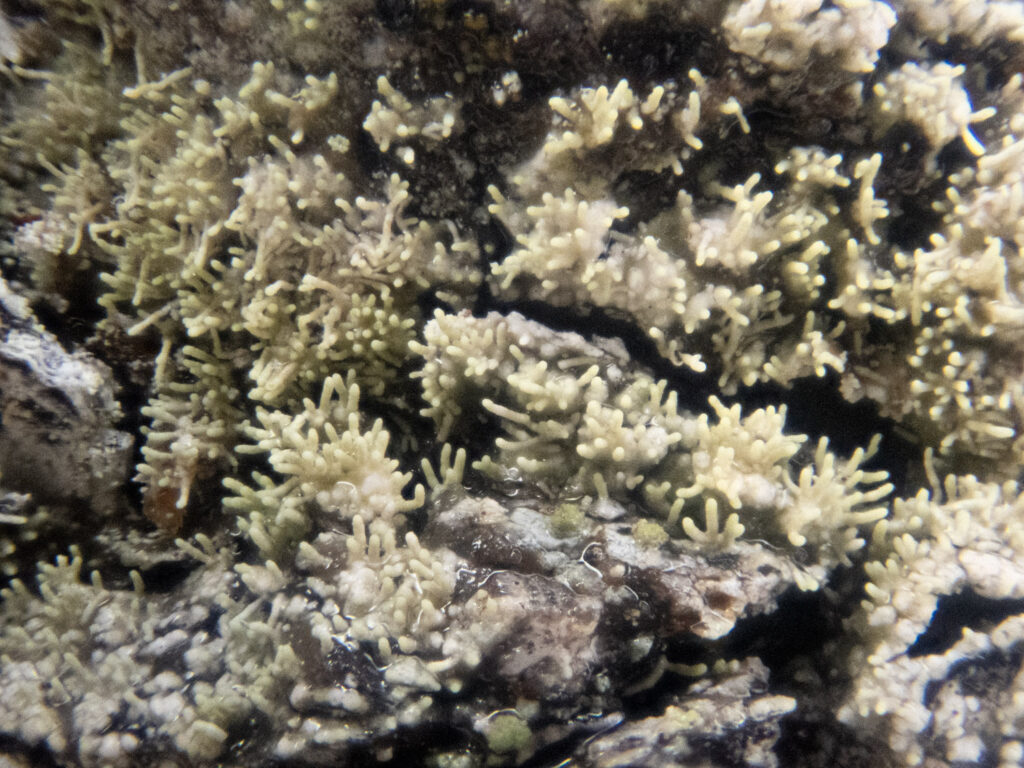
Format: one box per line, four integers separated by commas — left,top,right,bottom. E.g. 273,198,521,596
841,455,1024,764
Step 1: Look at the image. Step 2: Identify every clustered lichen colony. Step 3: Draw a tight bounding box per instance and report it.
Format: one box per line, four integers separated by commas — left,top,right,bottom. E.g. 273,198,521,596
1,0,1024,766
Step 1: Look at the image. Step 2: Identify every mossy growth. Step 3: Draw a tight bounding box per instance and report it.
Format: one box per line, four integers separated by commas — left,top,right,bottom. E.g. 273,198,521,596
485,713,532,755
633,518,669,548
548,502,585,538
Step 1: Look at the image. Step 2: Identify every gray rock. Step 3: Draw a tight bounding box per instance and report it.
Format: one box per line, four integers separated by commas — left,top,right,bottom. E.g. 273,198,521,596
0,279,132,511
577,658,795,768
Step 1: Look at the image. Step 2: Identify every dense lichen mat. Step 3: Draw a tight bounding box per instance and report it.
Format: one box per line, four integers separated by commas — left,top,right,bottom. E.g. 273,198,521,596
1,1,1024,766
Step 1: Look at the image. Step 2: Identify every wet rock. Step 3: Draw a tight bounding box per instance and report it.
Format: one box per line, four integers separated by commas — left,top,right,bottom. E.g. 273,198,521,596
576,658,795,768
429,495,814,642
0,278,132,512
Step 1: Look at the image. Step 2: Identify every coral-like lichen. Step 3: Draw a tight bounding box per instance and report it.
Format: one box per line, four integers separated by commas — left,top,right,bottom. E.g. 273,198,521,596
2,0,1024,766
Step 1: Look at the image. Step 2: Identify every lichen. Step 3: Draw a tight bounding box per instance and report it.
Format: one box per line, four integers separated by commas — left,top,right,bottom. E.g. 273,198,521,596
2,0,1024,766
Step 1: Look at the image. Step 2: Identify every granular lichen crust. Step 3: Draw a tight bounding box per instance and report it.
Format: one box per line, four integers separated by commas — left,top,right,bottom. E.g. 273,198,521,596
2,0,1024,766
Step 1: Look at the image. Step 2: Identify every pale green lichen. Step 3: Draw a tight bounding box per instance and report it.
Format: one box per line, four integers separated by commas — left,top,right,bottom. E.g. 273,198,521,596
483,712,532,756
632,519,669,548
549,502,585,538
